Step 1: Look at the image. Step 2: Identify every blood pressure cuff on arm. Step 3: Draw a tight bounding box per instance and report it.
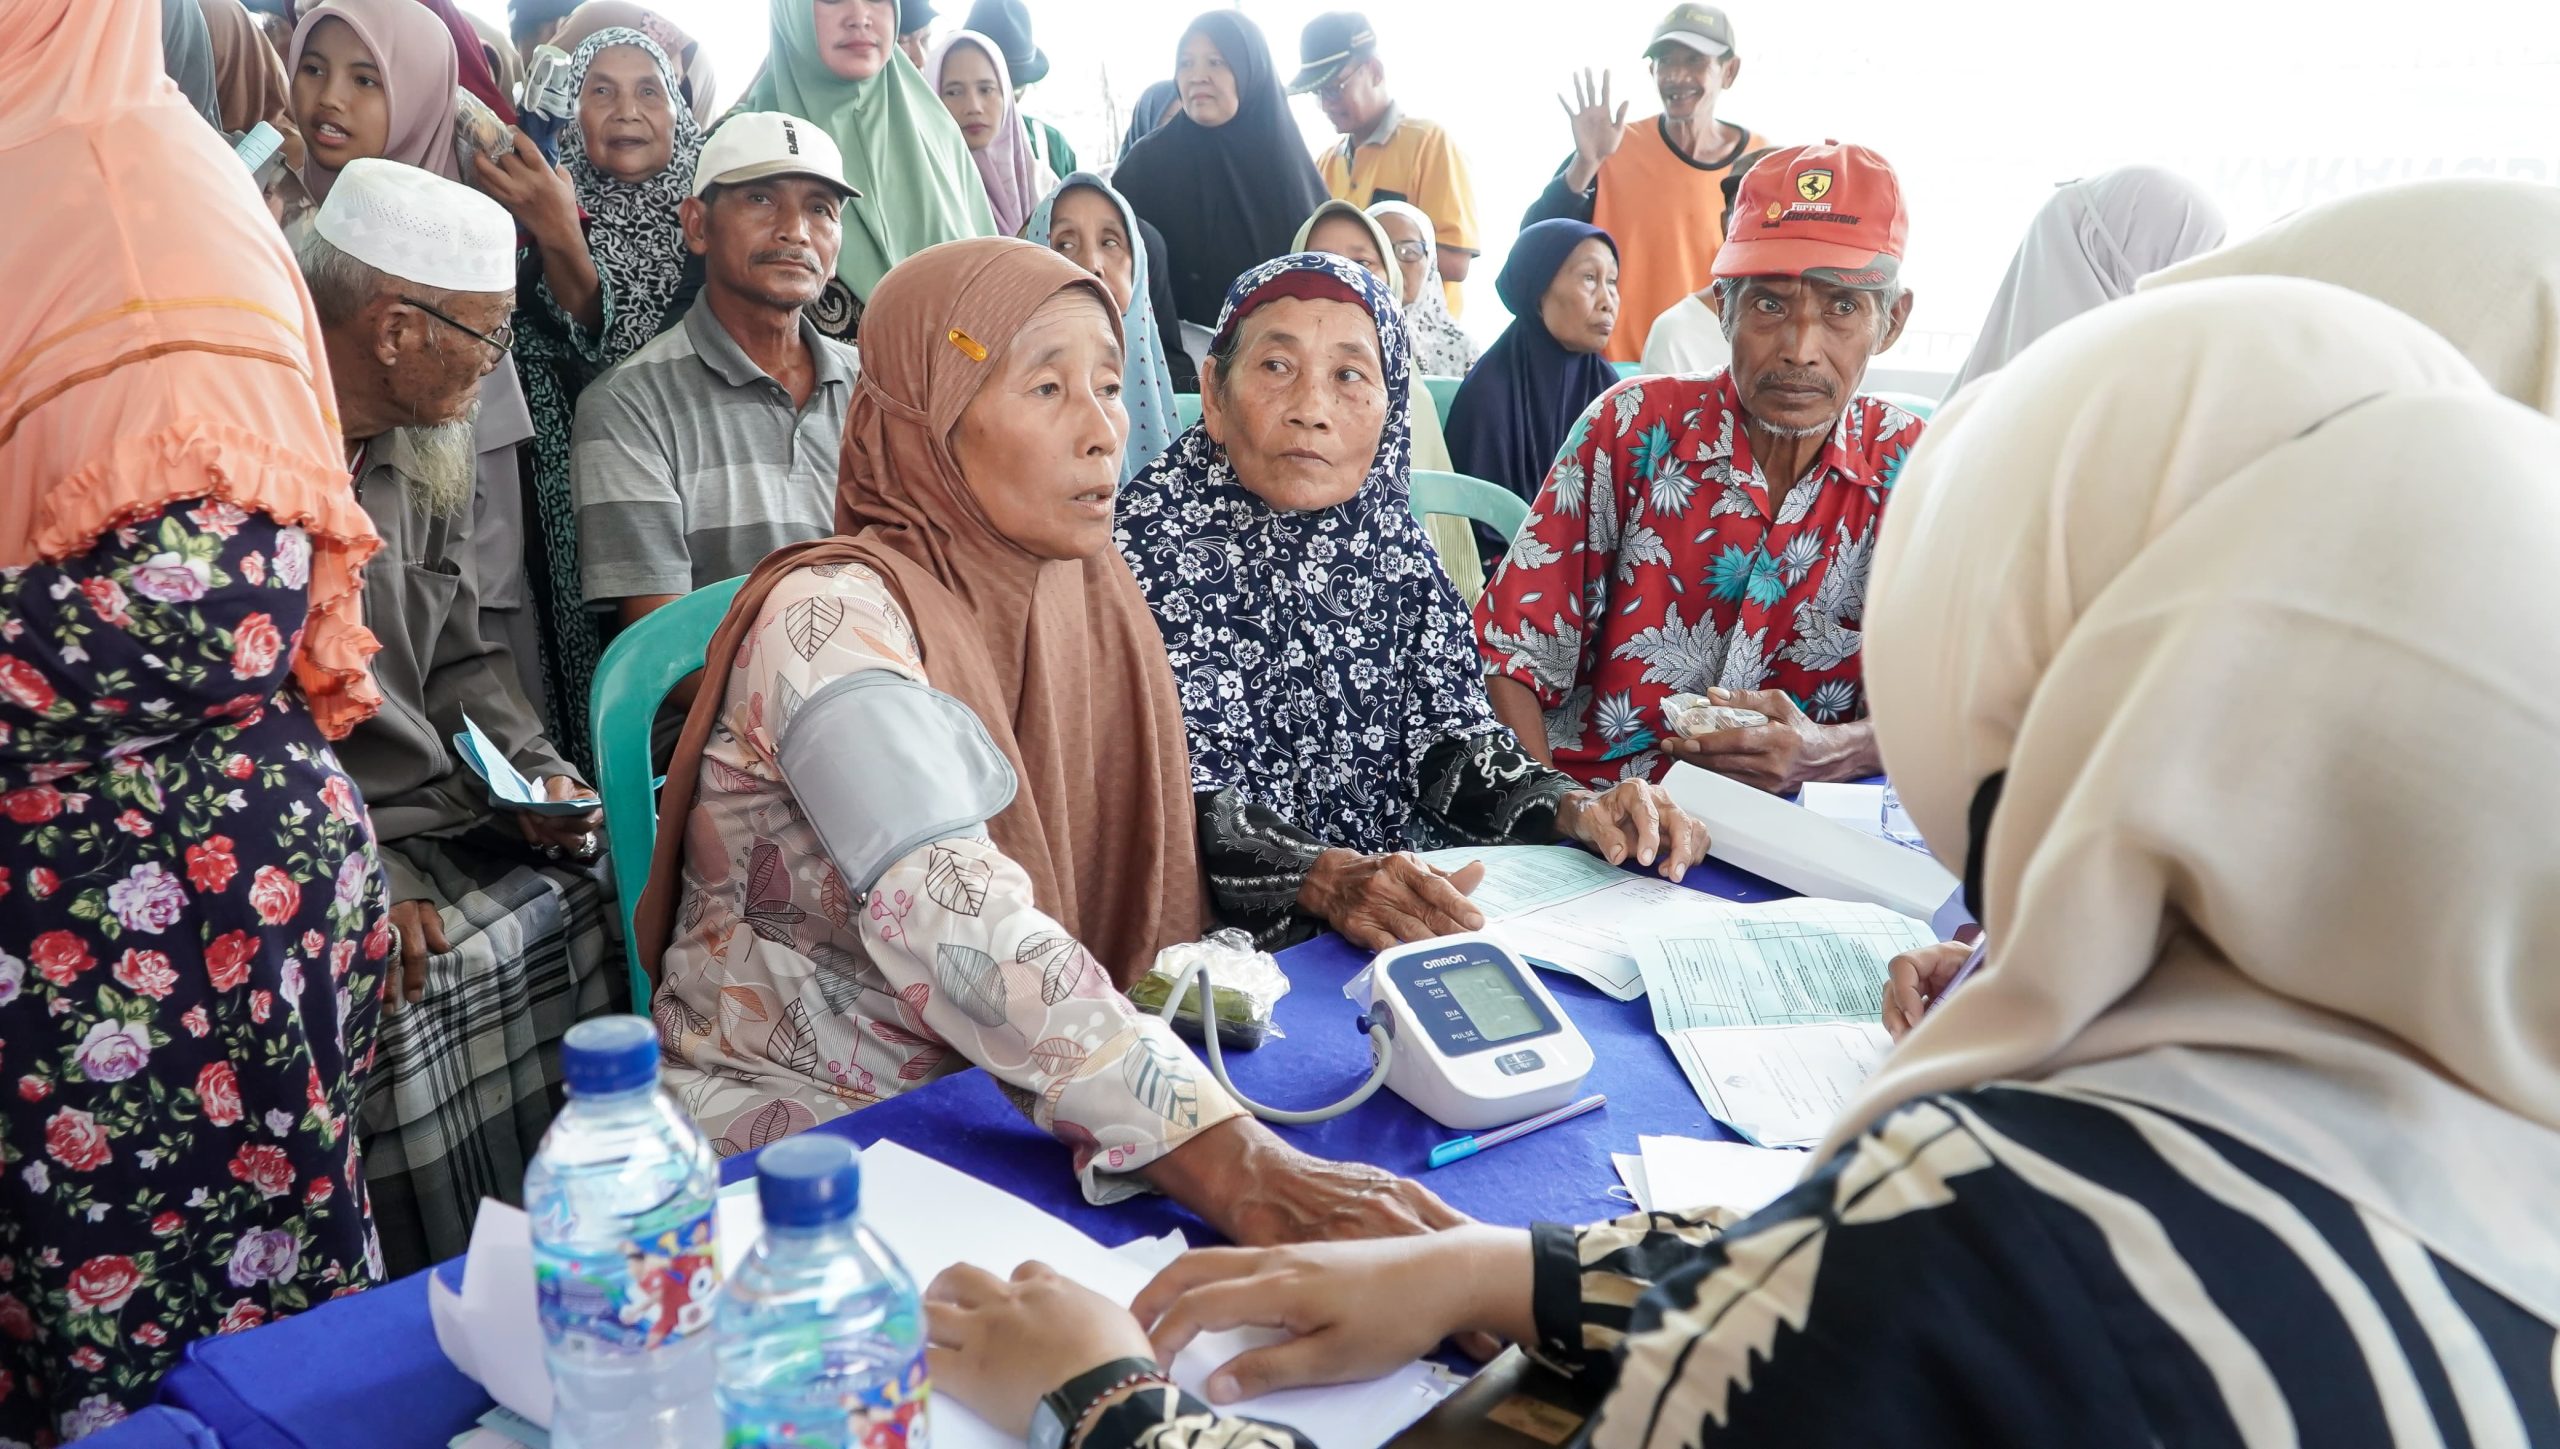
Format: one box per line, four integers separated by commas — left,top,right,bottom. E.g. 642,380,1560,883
775,670,1020,895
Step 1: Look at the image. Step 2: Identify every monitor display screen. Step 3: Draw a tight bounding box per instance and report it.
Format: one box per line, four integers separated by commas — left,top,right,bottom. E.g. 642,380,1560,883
1438,961,1542,1044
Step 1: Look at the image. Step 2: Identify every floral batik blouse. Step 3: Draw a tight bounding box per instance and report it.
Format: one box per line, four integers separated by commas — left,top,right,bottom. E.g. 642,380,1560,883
653,561,1241,1201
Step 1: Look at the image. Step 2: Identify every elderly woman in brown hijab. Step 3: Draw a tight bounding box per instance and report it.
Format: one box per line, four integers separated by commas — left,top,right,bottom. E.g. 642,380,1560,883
636,238,1457,1245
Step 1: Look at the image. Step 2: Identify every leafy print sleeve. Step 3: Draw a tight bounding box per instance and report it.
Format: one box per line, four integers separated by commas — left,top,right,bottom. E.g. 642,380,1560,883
747,568,1245,1205
1080,1383,1317,1449
1526,1205,1742,1390
1473,389,1628,716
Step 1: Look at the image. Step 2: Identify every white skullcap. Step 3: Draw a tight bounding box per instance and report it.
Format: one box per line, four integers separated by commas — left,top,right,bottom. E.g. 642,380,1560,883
313,158,516,295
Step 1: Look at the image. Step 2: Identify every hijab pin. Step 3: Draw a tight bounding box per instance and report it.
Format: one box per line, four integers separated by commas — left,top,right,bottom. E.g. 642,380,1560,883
946,328,989,362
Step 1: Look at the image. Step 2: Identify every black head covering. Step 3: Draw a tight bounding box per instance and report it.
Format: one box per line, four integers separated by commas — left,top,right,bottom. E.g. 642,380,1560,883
1446,220,1625,536
963,0,1046,84
1118,77,1181,159
1111,10,1330,328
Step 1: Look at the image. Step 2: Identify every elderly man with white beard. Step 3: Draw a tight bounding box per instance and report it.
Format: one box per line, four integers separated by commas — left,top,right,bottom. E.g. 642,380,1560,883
294,158,616,1274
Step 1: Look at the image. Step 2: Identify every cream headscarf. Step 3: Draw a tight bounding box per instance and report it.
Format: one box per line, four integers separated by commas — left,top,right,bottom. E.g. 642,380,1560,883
1839,275,2560,1318
1367,199,1480,378
2140,177,2560,418
1288,203,1478,595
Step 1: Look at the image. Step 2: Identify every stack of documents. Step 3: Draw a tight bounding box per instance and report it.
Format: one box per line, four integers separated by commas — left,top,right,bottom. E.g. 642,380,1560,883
1419,845,1698,999
431,1142,1458,1449
1627,900,1935,1146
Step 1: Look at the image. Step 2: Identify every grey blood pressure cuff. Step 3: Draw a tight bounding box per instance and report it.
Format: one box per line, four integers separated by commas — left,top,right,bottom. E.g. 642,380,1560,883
774,670,1020,896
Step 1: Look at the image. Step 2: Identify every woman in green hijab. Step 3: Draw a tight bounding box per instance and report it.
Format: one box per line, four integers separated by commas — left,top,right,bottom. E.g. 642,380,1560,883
740,0,996,339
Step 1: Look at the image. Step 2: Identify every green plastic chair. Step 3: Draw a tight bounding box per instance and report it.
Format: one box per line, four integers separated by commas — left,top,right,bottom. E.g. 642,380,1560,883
590,574,746,1009
1420,375,1463,427
1612,360,1642,379
1175,392,1203,430
1410,468,1529,549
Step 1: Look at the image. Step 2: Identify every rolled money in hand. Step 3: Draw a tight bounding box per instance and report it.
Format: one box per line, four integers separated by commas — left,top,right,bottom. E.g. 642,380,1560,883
1660,692,1770,739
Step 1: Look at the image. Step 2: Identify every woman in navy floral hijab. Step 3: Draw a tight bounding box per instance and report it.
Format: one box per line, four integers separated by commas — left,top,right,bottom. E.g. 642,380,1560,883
1115,253,1707,951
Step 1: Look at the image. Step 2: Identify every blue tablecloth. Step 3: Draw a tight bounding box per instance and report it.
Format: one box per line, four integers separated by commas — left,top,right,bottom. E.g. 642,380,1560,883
158,855,1785,1449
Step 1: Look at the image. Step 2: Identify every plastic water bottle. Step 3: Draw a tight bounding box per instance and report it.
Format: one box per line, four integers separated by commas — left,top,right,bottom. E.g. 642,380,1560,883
718,1136,930,1448
525,1016,722,1449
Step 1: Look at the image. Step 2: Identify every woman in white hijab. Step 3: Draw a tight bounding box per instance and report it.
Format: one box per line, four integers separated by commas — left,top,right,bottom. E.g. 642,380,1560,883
2141,176,2560,417
917,276,2560,1449
1367,199,1479,378
1941,165,2225,401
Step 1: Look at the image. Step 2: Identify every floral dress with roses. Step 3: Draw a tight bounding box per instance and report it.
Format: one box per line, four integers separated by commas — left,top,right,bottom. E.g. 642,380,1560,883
0,503,391,1442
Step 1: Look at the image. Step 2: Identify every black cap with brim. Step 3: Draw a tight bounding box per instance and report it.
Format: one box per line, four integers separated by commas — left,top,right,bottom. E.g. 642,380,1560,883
1288,11,1376,94
964,0,1048,85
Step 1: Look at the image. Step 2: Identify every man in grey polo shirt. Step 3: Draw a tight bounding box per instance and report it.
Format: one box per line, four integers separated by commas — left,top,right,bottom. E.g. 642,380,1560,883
572,112,861,632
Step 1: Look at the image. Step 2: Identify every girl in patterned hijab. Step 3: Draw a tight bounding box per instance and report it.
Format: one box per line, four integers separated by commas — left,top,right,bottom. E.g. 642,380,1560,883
1115,252,1703,951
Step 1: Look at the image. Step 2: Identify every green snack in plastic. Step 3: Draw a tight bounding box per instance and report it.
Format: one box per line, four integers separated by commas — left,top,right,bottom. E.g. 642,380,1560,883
1129,971,1274,1051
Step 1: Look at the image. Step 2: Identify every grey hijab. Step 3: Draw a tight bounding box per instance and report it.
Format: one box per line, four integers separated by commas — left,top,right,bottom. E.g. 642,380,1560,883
161,0,223,127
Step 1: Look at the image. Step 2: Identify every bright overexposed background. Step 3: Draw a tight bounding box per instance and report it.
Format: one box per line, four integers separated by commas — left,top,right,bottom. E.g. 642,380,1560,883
465,0,2559,386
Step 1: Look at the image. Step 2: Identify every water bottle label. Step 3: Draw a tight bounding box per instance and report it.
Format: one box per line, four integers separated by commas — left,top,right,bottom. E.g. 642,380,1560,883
536,1204,719,1356
723,1350,930,1449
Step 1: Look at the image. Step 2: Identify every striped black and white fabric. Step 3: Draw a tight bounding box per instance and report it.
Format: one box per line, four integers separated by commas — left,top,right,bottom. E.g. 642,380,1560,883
1538,1084,2560,1448
358,837,623,1276
1089,1082,2560,1449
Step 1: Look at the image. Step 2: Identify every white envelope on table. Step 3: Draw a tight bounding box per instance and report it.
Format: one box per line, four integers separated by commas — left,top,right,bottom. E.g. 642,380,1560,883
1660,763,1958,923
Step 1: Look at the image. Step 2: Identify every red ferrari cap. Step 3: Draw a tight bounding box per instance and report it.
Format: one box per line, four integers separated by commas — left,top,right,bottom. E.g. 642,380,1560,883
1714,140,1908,288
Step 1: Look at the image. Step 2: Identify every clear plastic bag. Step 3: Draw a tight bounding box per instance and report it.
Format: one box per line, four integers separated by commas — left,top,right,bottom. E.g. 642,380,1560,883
1129,929,1291,1051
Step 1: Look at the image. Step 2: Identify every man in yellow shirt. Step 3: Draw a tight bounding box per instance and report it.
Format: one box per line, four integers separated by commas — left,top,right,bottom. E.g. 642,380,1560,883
1524,3,1773,362
1289,11,1481,315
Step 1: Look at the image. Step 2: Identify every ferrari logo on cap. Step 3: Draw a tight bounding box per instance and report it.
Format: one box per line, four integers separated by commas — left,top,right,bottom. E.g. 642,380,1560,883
1796,169,1833,202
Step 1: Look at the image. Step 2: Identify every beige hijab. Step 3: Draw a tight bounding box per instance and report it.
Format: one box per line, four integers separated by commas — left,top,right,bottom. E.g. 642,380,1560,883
2141,178,2560,417
1839,276,2560,1316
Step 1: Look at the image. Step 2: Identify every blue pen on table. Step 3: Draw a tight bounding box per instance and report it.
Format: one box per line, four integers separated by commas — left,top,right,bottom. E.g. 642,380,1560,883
1427,1094,1607,1169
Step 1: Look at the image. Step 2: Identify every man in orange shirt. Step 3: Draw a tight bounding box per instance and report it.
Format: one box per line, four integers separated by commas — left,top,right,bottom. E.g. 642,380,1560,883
1290,11,1482,314
1523,3,1772,362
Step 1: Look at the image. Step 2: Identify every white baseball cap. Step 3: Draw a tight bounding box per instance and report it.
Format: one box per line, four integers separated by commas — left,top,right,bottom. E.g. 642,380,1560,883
315,158,515,294
691,112,861,200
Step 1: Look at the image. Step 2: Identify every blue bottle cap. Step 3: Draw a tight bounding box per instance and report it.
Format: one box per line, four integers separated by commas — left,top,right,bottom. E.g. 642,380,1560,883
561,1016,660,1097
756,1136,861,1229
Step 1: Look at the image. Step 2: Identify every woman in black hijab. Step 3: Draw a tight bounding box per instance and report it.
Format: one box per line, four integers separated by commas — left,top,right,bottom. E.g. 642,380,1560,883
1112,11,1329,329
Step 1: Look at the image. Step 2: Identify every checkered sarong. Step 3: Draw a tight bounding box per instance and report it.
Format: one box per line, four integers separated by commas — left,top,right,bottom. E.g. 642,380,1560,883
359,835,624,1276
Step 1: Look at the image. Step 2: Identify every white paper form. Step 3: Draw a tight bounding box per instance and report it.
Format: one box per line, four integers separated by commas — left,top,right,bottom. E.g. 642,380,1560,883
1624,900,1929,1145
1637,1135,1806,1215
1421,844,1629,916
1661,1023,1894,1147
1633,899,1937,1032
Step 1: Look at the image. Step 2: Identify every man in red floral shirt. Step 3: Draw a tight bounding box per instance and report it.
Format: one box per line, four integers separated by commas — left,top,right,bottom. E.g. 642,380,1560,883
1475,139,1921,793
